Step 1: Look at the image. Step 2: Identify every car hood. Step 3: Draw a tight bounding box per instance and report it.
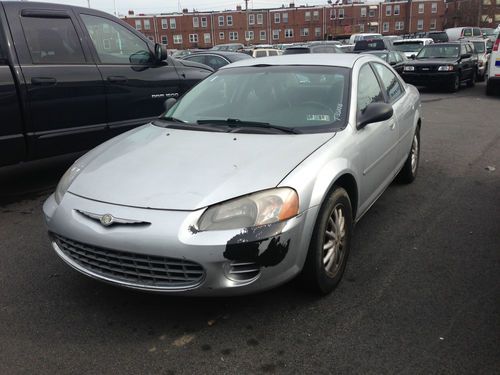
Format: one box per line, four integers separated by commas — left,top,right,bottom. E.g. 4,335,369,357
68,124,334,210
410,58,458,65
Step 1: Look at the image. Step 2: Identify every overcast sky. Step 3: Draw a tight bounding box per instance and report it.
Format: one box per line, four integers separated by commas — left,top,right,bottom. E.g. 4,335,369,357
19,0,332,15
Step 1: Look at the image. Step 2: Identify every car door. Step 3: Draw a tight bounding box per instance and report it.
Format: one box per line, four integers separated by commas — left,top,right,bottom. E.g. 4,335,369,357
4,3,107,159
355,63,399,214
78,12,182,137
373,62,415,169
460,44,473,80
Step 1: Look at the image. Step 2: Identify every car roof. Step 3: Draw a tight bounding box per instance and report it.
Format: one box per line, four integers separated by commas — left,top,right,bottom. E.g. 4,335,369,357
188,51,248,58
220,53,366,69
394,38,433,43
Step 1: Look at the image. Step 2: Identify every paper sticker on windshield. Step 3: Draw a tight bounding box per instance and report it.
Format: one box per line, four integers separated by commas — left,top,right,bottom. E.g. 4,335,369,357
306,114,330,121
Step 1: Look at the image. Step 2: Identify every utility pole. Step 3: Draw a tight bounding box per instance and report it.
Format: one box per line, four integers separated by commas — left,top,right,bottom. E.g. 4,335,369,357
87,0,90,8
244,0,249,11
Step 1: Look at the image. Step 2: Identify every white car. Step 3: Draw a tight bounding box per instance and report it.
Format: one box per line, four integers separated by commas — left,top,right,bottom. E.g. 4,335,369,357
393,38,434,58
486,32,500,95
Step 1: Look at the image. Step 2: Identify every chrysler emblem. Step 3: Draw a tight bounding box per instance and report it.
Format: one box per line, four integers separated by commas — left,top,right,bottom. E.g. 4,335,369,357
100,214,114,226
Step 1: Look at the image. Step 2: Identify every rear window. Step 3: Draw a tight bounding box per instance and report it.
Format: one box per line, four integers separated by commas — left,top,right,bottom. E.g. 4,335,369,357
283,47,310,55
354,40,385,51
462,28,473,37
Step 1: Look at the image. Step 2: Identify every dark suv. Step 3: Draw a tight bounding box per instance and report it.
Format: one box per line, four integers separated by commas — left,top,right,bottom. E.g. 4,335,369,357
400,42,477,92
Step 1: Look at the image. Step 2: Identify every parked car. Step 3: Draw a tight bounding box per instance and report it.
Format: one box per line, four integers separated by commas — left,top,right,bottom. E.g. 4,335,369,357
181,51,252,70
251,49,281,58
211,43,245,52
401,42,477,92
393,38,434,58
353,39,393,53
0,1,212,167
348,33,383,44
171,49,205,58
360,50,408,74
425,31,449,43
44,54,422,296
486,32,500,96
445,27,482,41
466,39,491,81
283,43,342,54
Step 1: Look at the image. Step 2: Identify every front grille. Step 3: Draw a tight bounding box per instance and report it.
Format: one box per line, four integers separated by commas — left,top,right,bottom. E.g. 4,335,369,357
417,65,437,72
226,261,261,282
53,234,205,289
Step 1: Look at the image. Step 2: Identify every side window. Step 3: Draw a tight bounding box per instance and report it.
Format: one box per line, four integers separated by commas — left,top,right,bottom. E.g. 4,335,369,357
460,45,467,56
388,52,398,65
206,56,228,70
184,55,206,65
357,64,385,116
81,14,151,64
21,16,85,64
373,63,404,103
465,44,473,54
255,50,266,57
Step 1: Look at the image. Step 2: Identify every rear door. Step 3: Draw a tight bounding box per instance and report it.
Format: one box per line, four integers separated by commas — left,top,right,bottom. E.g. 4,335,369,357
78,12,182,137
4,2,107,159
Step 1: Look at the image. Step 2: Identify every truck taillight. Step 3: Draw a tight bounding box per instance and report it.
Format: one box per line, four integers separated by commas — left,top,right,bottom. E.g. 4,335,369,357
494,39,500,52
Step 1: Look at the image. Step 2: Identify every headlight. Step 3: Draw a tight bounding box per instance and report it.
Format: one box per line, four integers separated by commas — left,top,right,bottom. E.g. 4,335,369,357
404,66,415,71
198,188,299,231
438,65,454,71
54,164,83,204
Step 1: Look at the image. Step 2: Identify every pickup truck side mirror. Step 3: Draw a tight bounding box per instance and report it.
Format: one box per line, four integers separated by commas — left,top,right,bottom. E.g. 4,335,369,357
461,53,471,59
410,54,416,59
155,43,169,62
487,47,492,54
357,103,394,129
164,98,177,112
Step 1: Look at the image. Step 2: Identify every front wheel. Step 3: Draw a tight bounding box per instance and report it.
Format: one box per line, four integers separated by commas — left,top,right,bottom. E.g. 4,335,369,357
449,74,460,92
467,70,476,87
300,187,353,295
397,126,420,184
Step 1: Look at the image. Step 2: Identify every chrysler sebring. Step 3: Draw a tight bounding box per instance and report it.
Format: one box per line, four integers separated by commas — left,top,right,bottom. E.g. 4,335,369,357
43,54,421,296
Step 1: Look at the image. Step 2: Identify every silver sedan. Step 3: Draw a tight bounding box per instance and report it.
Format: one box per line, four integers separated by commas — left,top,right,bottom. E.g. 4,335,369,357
43,54,421,296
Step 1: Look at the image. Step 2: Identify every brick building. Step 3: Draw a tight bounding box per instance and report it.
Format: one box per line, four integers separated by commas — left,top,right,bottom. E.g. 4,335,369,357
443,0,500,28
122,1,450,49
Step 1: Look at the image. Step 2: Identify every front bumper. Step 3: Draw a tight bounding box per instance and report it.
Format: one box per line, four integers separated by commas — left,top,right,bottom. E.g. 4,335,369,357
401,71,455,86
43,193,318,296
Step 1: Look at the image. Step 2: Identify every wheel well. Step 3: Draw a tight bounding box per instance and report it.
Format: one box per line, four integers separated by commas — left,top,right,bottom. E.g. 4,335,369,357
333,174,358,219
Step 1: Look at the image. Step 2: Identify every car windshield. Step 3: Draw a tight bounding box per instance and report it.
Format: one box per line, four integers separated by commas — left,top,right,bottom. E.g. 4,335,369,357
472,41,485,53
393,41,424,52
416,45,459,59
159,66,350,133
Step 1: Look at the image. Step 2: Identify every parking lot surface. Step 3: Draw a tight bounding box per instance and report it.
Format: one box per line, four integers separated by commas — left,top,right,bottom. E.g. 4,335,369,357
1,83,499,374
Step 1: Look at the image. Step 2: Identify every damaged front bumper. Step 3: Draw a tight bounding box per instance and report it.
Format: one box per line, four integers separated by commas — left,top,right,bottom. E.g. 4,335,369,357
43,192,318,296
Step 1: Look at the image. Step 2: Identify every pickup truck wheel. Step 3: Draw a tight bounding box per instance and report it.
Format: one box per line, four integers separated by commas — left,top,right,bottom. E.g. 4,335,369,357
397,125,420,184
486,79,496,96
300,187,352,295
467,70,476,87
449,74,460,92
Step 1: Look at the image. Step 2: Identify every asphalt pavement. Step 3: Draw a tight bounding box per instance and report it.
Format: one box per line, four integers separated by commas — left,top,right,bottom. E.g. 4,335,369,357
0,83,499,374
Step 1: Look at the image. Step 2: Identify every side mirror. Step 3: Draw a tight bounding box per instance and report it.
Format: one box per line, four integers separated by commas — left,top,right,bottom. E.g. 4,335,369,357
461,53,471,59
155,43,169,62
487,47,492,54
357,103,394,129
389,61,397,66
410,54,416,59
164,98,177,112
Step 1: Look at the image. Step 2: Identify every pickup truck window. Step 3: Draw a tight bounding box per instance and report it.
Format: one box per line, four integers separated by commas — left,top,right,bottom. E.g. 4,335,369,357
81,14,152,65
21,17,85,64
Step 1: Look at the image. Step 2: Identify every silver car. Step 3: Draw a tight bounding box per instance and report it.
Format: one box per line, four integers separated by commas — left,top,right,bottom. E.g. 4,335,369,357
43,54,421,296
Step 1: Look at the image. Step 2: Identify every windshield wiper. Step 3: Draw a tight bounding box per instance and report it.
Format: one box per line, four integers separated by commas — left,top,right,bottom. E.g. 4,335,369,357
197,118,300,134
153,117,226,132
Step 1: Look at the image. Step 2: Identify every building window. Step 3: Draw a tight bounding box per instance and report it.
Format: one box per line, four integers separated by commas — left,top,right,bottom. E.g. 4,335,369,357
361,7,367,17
170,18,176,29
161,35,168,45
274,13,280,23
173,34,182,44
245,30,254,40
229,31,238,40
300,28,309,37
204,33,211,43
227,15,233,26
260,30,266,40
418,3,424,14
189,34,198,43
369,9,375,17
257,13,263,24
394,5,400,16
219,32,225,40
359,24,365,32
134,20,141,30
192,17,199,28
201,17,207,27
395,21,404,30
249,14,255,25
313,10,319,21
383,22,389,32
315,27,321,37
417,19,424,30
305,11,311,21
330,9,336,20
386,6,392,17
218,16,224,26
144,19,150,30
285,28,294,38
161,18,168,29
283,12,289,23
431,3,437,13
430,19,436,30
338,9,344,19
272,29,279,40
483,0,491,4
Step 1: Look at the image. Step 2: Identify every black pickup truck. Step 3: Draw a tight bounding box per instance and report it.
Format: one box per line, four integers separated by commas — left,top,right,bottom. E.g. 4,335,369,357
0,1,212,167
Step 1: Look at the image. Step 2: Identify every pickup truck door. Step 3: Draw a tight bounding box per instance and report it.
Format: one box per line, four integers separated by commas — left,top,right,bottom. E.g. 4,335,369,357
4,3,108,159
78,12,182,137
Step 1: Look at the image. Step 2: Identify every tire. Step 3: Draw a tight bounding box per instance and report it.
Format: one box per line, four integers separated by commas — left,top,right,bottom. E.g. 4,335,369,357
397,125,420,184
486,79,495,96
300,186,353,295
467,70,476,87
449,73,460,92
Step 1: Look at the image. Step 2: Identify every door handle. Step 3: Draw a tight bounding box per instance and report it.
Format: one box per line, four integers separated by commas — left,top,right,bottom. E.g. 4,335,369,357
31,77,57,85
107,76,128,83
